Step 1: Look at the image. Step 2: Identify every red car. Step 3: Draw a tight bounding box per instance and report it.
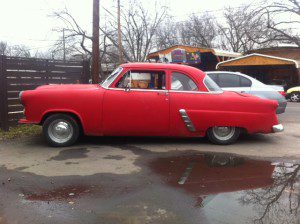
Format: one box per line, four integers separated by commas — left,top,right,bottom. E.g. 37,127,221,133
19,63,283,147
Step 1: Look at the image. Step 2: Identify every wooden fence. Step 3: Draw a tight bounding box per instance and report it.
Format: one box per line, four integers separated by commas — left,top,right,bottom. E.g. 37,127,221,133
0,55,90,131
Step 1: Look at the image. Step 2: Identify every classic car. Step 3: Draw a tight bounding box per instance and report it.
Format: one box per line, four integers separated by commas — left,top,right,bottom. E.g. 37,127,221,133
286,86,300,102
19,63,283,147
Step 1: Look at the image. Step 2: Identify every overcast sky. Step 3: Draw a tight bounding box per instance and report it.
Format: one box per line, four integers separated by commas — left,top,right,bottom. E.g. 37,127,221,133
0,0,267,53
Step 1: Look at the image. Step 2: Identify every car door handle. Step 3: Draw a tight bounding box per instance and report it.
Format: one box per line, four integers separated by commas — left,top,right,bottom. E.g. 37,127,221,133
157,92,169,96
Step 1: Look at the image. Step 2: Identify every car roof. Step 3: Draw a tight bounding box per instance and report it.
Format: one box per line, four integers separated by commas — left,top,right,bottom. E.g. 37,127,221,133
121,63,205,76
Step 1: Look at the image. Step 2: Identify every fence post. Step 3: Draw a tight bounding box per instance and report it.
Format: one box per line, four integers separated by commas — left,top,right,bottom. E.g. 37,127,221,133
81,60,90,84
0,55,9,131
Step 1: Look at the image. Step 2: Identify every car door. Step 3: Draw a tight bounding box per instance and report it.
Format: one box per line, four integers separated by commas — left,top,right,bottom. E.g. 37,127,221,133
169,71,214,137
102,69,170,136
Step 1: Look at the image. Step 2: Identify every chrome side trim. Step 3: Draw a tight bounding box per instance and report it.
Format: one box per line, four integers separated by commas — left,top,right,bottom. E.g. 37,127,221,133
107,87,168,93
272,124,284,133
179,109,196,132
170,90,223,94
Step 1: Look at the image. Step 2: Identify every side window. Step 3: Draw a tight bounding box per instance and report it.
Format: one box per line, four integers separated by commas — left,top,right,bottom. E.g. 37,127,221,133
218,74,240,88
171,72,198,91
207,73,219,85
116,70,166,90
240,76,252,87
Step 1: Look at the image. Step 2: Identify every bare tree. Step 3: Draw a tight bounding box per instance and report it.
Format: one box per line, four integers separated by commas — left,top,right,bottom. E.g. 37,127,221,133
0,41,8,55
180,13,218,48
155,17,181,49
262,0,300,46
155,13,218,49
0,41,31,57
51,9,93,59
101,0,168,62
240,163,300,224
218,5,277,53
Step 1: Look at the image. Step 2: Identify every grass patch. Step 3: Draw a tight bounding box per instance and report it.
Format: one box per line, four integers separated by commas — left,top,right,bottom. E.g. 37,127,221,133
0,125,42,141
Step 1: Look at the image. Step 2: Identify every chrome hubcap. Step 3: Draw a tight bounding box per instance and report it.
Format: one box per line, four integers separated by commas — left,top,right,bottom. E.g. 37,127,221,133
212,126,235,141
291,93,299,102
48,120,73,144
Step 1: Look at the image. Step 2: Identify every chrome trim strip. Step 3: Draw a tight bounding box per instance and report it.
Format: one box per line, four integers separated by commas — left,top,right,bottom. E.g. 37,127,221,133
179,109,196,132
178,161,196,185
170,90,223,94
106,87,222,94
272,124,284,133
107,87,168,93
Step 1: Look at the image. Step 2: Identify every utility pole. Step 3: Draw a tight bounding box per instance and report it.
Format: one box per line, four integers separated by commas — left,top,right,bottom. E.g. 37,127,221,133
117,0,123,64
92,0,100,83
63,28,66,62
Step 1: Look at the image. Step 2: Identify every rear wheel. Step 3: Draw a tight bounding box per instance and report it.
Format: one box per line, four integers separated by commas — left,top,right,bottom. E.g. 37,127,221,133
43,114,80,147
207,126,240,145
290,92,300,102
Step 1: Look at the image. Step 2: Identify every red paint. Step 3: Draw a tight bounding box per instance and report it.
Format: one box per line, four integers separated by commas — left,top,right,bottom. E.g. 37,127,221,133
19,63,280,138
278,91,286,97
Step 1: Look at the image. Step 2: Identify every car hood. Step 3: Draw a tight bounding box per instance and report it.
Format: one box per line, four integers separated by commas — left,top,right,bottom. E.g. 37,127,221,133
35,84,100,91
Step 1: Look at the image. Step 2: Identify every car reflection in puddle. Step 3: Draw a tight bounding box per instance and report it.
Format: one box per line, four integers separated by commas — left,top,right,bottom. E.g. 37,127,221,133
150,154,300,224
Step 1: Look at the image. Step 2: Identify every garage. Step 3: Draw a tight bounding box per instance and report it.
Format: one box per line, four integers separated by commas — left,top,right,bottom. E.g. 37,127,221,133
217,48,300,89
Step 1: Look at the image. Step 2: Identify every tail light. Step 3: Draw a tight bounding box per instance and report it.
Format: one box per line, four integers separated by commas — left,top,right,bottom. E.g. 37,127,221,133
278,91,286,97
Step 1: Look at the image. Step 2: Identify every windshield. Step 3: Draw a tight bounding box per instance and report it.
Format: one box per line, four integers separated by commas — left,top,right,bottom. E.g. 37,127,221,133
101,67,123,88
203,75,222,92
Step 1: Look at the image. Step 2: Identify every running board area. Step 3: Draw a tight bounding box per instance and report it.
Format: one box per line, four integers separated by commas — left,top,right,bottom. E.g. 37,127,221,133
179,109,196,132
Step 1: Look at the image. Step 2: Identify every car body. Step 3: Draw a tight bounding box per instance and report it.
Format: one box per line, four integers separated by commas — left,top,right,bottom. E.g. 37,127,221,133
19,63,283,147
206,71,287,114
286,86,300,102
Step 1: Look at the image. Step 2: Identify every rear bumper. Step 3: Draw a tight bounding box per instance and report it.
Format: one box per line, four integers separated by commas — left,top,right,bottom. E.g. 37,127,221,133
272,124,284,133
276,100,287,114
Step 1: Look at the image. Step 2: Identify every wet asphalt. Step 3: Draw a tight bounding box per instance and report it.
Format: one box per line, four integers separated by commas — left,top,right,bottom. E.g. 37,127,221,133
0,103,299,224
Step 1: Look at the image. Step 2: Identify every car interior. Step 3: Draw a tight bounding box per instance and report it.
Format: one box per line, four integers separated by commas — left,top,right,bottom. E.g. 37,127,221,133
116,70,166,90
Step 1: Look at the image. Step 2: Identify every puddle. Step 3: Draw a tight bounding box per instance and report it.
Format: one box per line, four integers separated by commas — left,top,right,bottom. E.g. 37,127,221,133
103,155,125,160
48,148,89,161
150,154,300,223
25,185,93,201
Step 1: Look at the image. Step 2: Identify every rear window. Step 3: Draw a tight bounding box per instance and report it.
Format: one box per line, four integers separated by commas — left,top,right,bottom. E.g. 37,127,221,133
218,74,240,87
240,76,252,87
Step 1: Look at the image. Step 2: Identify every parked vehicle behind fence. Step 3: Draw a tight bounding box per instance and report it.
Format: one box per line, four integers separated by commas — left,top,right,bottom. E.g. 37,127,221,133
19,63,283,147
206,71,287,114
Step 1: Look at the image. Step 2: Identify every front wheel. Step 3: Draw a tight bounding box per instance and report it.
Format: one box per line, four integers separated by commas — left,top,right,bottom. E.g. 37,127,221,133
43,114,80,147
207,126,240,145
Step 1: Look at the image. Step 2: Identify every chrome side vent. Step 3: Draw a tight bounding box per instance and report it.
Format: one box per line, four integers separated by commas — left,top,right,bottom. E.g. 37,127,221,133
179,109,196,132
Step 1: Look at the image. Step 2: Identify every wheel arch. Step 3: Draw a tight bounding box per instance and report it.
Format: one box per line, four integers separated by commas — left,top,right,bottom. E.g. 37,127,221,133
40,110,85,134
205,126,248,135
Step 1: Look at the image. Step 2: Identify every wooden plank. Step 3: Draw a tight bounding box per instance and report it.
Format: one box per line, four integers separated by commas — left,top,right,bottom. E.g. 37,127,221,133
7,77,80,85
0,55,9,131
8,112,24,120
7,91,20,98
81,60,90,83
8,120,19,126
8,98,21,105
7,85,40,91
8,105,24,113
6,70,81,78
